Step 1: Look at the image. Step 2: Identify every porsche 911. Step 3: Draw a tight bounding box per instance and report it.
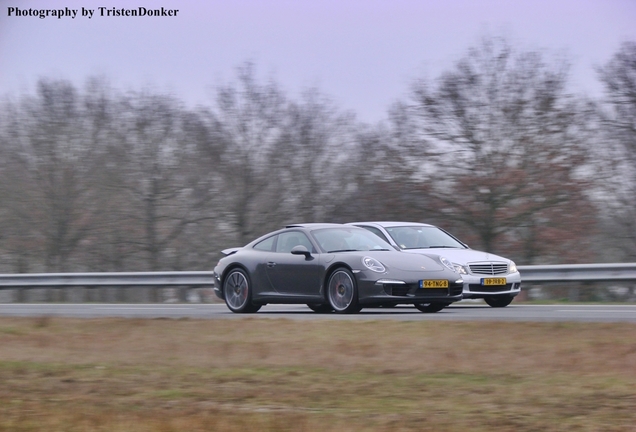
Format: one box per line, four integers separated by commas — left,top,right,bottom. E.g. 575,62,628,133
213,224,463,313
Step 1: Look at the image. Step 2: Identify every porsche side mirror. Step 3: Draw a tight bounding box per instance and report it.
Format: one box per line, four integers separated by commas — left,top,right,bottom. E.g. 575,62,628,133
290,245,312,258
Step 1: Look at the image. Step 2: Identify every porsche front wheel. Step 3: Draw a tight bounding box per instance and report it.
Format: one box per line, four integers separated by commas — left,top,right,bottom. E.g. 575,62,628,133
327,268,361,313
223,268,261,313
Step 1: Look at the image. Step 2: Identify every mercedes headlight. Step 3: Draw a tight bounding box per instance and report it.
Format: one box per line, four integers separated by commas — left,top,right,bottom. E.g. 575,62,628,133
453,264,468,275
509,261,518,273
362,256,385,273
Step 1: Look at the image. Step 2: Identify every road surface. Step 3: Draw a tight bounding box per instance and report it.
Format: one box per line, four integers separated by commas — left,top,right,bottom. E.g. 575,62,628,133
0,303,635,322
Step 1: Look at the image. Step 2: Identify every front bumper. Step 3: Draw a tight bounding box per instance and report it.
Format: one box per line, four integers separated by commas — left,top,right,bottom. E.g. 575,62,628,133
212,271,224,300
355,272,464,306
460,272,522,298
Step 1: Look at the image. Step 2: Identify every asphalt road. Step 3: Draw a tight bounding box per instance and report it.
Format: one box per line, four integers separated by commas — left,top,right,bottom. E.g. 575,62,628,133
0,303,635,322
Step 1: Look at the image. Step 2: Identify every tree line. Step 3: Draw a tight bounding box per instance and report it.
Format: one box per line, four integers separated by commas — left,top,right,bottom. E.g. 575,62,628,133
0,37,634,273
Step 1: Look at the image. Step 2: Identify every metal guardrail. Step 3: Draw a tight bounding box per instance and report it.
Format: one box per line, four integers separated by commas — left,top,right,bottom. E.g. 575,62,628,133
0,264,635,288
517,263,636,283
0,271,216,287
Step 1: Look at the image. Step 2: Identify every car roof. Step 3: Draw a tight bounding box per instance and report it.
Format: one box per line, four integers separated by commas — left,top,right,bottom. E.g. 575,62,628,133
285,223,346,229
347,221,436,228
246,223,347,246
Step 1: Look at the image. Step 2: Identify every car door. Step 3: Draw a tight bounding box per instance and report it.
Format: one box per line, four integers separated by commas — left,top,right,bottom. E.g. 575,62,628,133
249,234,279,296
265,231,324,297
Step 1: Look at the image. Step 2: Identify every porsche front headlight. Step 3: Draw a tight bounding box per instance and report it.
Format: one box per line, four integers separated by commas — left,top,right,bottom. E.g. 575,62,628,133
440,256,457,273
438,256,466,274
362,256,385,273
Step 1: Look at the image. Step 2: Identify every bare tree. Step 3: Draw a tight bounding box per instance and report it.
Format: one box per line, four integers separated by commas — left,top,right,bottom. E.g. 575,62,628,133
0,79,107,271
395,37,598,262
272,88,358,223
328,119,428,223
210,62,289,244
597,41,636,260
104,91,216,271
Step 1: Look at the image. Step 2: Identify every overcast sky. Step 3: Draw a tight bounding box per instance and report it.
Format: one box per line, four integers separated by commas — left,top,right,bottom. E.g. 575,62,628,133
1,0,635,122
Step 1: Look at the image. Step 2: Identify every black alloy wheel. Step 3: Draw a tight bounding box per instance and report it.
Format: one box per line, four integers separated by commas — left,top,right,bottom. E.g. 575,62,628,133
223,268,261,313
327,268,362,313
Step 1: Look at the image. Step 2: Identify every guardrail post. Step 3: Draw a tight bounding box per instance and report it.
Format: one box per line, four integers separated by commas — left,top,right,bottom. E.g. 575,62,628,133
85,286,96,302
71,286,86,303
568,285,580,302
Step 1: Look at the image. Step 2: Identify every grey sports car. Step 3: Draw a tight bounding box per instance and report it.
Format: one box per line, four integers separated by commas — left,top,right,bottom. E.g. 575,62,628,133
213,224,464,313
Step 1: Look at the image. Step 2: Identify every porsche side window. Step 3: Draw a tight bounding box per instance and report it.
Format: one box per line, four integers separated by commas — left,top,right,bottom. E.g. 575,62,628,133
253,235,276,251
276,232,315,253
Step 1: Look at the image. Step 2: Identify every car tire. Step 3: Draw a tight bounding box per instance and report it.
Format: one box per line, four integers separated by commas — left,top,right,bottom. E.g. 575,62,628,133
484,295,514,308
414,302,446,313
307,303,333,313
223,268,261,313
327,268,361,314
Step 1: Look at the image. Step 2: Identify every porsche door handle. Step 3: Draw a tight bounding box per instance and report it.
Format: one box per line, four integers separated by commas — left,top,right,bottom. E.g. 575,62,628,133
267,262,277,268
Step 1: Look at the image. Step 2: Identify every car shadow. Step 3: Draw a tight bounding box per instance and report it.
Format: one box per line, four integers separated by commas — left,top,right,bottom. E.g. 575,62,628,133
253,304,495,315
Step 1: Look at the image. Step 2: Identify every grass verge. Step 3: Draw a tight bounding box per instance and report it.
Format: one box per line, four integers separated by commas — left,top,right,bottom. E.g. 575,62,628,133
1,317,635,431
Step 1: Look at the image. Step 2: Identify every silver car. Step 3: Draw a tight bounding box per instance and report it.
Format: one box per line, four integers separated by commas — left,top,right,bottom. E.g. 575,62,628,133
348,222,521,307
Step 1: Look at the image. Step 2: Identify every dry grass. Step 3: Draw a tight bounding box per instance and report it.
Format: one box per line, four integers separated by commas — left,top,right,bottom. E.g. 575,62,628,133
1,317,635,431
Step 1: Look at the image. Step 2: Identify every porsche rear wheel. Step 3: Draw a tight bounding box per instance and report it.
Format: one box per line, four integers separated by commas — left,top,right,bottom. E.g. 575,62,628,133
327,268,361,313
414,302,446,313
223,268,261,313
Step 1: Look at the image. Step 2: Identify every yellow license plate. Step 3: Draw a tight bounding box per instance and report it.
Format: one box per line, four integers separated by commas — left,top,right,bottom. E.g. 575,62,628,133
481,278,506,286
420,280,449,288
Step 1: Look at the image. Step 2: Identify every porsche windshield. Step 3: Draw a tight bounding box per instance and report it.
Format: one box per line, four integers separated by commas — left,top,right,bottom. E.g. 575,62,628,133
386,226,467,250
312,227,393,253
